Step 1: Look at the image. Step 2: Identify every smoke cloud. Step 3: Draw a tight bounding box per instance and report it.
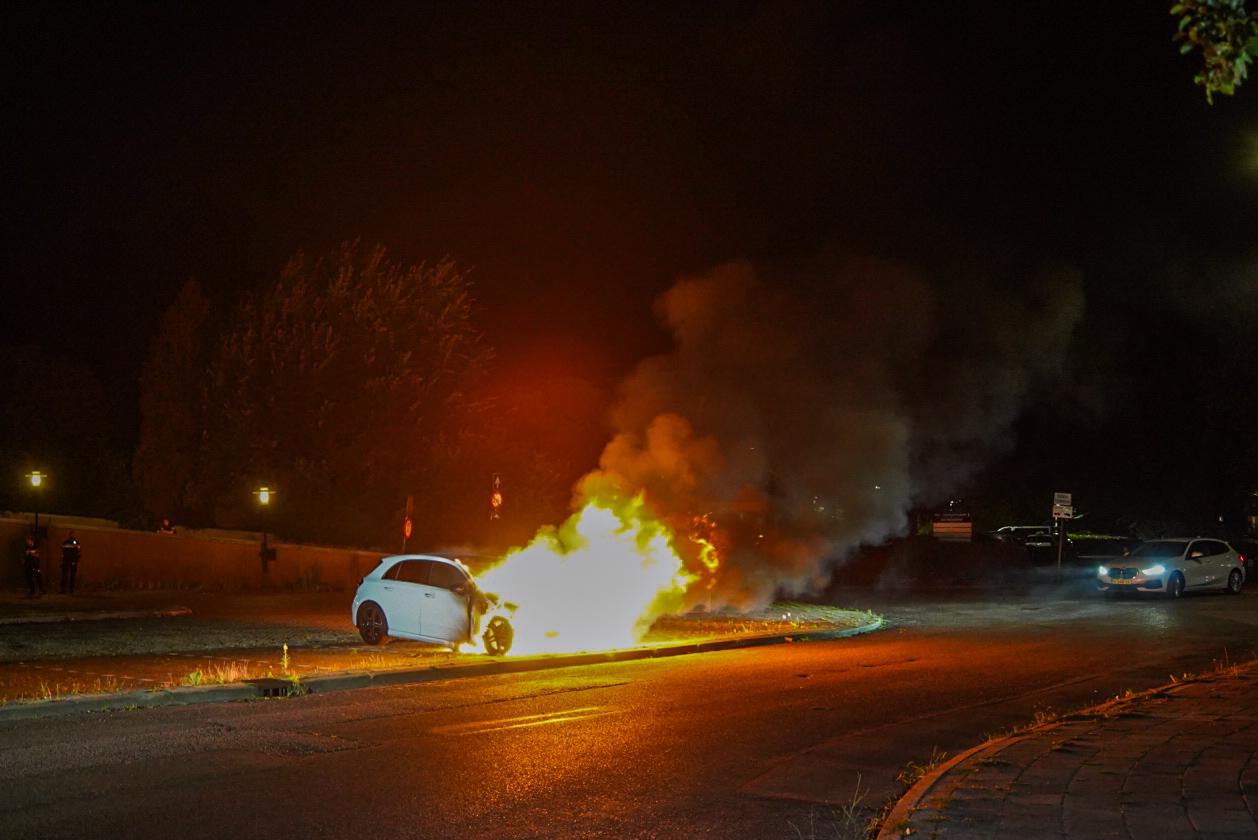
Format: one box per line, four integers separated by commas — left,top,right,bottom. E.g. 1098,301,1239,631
580,255,1084,609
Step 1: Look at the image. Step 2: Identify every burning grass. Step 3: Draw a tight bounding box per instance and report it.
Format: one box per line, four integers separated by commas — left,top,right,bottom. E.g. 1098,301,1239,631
643,602,875,645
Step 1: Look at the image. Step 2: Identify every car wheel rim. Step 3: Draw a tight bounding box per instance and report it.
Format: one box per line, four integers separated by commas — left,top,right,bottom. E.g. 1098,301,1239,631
483,617,513,655
1230,571,1242,592
360,605,383,641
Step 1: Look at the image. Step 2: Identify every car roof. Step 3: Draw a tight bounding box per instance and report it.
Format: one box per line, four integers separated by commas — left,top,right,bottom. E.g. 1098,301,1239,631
382,553,460,562
379,553,472,572
1141,537,1230,544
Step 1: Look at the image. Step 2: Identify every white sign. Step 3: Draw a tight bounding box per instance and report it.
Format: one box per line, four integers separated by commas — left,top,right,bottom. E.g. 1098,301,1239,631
1053,491,1072,507
1052,491,1072,520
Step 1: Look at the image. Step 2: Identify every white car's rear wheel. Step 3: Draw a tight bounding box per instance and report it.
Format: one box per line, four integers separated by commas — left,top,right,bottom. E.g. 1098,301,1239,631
1227,569,1243,594
357,601,389,645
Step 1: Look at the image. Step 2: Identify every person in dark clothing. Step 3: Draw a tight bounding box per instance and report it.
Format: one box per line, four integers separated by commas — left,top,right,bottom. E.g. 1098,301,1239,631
22,536,44,598
60,533,81,594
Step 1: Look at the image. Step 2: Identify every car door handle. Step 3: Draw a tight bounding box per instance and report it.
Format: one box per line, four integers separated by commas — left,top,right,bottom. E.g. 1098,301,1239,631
424,592,435,598
382,585,394,591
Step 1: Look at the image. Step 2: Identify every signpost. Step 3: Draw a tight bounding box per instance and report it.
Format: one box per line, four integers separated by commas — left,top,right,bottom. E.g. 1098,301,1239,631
490,473,503,521
1052,491,1072,575
402,495,414,552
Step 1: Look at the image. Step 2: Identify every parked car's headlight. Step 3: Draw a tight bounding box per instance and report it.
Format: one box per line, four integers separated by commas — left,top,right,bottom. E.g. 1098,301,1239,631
1141,564,1166,576
1097,565,1108,576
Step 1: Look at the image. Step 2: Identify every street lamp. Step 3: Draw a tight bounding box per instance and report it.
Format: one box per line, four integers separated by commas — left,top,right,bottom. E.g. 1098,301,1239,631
253,486,277,573
25,471,46,539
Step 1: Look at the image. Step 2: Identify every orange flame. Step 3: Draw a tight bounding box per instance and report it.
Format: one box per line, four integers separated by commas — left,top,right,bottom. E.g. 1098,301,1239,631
476,489,709,655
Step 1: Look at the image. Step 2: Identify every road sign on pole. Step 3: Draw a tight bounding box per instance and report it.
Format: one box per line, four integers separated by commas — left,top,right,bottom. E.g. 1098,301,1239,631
490,473,503,520
402,495,414,551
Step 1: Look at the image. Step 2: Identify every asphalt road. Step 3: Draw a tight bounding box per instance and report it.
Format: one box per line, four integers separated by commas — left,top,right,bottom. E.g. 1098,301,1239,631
5,587,1258,839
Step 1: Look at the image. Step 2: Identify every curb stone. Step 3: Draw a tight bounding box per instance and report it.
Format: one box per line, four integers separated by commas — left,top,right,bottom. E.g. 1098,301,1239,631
0,607,192,625
874,667,1225,839
0,683,259,721
0,614,884,721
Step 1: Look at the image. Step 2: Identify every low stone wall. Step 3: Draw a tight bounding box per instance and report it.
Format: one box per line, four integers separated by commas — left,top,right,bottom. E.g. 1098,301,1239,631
0,516,383,592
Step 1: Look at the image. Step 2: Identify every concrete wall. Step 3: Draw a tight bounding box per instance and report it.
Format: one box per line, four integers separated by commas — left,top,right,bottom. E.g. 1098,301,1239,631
1,515,384,592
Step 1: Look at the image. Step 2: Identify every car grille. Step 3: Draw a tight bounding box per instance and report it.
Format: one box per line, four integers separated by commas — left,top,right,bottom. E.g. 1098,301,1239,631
1110,568,1138,579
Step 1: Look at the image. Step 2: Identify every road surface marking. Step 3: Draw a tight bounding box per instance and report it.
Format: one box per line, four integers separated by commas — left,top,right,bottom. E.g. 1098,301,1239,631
430,705,618,736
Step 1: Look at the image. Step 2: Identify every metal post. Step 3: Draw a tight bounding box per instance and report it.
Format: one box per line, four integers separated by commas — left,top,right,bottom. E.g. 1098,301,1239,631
402,495,414,553
1056,518,1066,578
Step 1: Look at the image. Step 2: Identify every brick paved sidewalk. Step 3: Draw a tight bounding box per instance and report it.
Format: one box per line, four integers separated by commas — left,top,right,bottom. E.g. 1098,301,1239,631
881,663,1258,839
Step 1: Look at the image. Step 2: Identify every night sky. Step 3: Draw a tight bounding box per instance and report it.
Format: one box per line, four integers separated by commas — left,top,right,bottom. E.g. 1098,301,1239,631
4,2,1256,533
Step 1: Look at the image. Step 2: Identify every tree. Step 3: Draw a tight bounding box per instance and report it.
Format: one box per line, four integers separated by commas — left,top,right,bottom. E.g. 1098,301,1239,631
1172,0,1258,102
133,279,211,522
195,242,491,546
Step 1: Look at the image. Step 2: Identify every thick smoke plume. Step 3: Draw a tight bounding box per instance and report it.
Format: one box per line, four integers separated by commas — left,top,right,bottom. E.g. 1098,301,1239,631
580,256,1084,609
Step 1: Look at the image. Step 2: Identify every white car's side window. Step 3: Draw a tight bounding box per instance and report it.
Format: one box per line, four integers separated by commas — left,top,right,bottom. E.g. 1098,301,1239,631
397,561,431,585
429,562,469,592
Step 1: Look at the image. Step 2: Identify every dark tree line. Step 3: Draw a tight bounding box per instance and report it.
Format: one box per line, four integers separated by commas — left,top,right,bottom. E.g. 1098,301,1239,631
132,244,471,546
5,240,608,549
131,242,609,550
134,242,494,546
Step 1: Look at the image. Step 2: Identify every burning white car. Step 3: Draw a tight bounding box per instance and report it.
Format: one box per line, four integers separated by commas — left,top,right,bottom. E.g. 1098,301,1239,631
352,554,515,654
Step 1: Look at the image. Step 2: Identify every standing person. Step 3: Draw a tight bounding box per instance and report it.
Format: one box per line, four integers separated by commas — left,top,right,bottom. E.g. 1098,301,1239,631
60,532,81,595
22,536,44,598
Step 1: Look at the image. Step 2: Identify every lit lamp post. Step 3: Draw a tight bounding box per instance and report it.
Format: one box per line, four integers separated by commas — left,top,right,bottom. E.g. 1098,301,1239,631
253,486,277,574
25,471,46,540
